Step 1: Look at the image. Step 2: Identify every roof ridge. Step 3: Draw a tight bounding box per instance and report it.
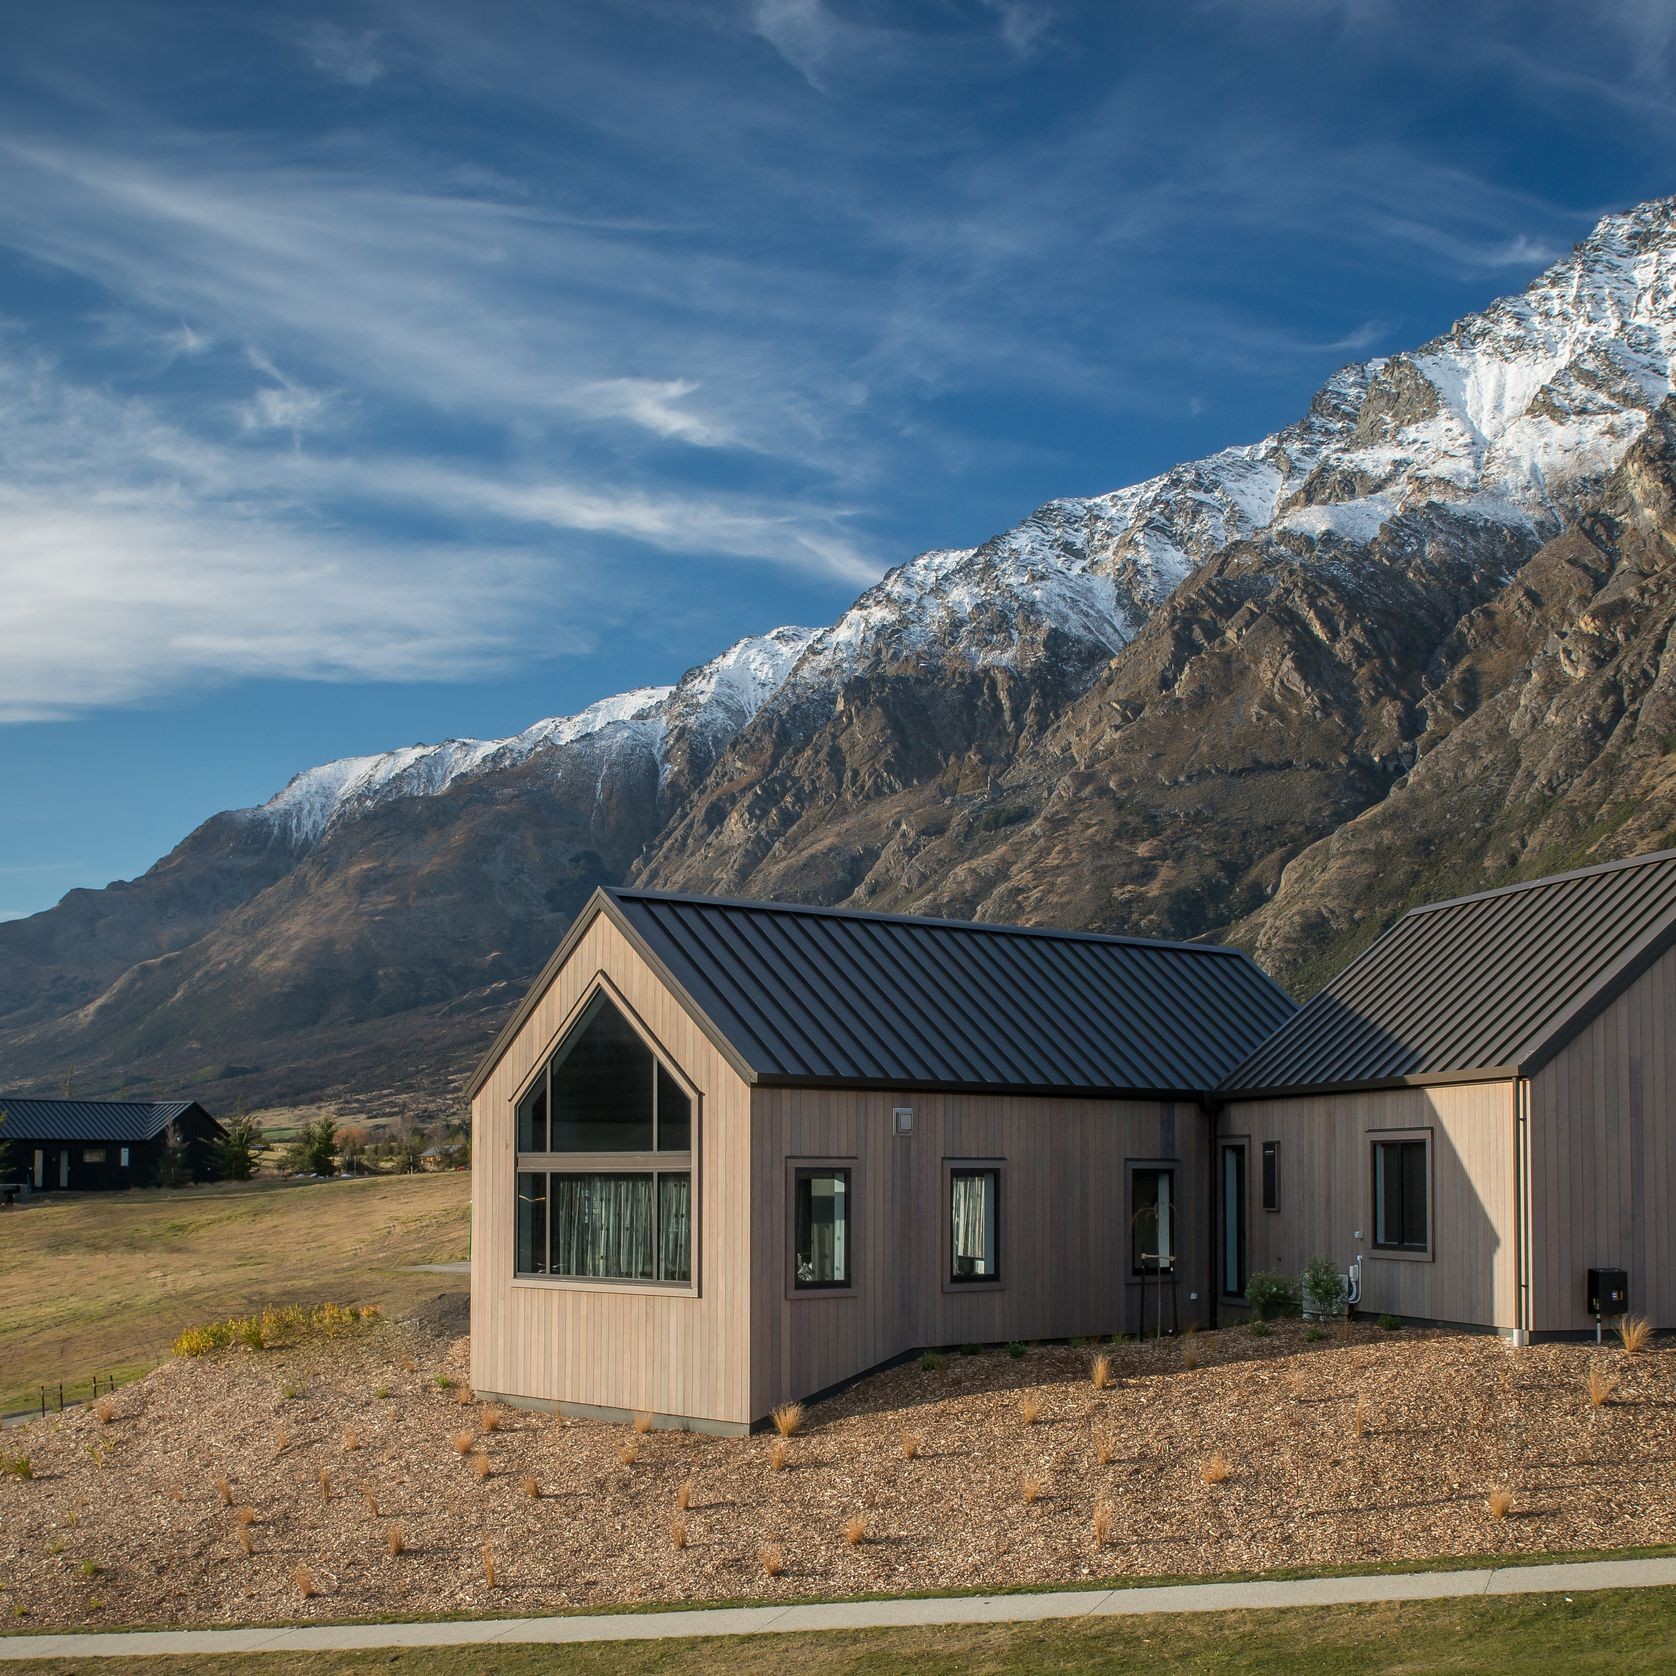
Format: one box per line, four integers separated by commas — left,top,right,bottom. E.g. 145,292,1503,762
1403,846,1676,918
604,886,1246,957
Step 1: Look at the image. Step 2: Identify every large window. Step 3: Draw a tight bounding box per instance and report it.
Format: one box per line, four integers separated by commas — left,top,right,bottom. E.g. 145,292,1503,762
793,1168,851,1289
514,990,694,1285
1373,1137,1429,1252
1131,1166,1175,1274
950,1167,1000,1283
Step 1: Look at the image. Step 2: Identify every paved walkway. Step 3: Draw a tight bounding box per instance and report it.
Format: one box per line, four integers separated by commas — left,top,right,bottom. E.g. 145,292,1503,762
2,1556,1674,1661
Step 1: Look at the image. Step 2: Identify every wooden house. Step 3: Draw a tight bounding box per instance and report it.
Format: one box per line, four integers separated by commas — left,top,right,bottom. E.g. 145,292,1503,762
0,1097,223,1193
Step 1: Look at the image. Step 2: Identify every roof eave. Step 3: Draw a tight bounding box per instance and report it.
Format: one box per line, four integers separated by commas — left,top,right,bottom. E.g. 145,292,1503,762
1216,1064,1522,1103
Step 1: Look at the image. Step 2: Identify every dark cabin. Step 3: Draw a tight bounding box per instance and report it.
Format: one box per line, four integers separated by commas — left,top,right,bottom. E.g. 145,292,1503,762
0,1098,224,1193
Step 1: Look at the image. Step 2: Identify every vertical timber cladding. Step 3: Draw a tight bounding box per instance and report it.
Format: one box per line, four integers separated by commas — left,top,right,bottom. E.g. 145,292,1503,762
1215,1082,1518,1330
470,911,755,1428
748,1087,1207,1419
1528,940,1676,1333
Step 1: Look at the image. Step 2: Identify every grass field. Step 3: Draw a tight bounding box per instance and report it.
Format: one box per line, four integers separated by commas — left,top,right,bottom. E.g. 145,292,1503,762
11,1587,1676,1672
0,1174,470,1417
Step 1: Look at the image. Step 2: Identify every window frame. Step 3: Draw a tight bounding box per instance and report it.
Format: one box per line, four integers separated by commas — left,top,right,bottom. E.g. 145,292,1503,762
510,974,701,1297
82,1147,107,1165
1261,1140,1279,1213
944,1159,1005,1292
1128,1160,1179,1278
1369,1128,1433,1262
786,1158,858,1299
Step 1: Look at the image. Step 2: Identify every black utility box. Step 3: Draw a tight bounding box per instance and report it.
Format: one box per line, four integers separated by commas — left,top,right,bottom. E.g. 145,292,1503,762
1588,1267,1629,1316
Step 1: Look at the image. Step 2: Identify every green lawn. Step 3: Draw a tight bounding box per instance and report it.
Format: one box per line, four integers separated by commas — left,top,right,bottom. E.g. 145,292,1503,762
8,1587,1676,1673
0,1173,469,1417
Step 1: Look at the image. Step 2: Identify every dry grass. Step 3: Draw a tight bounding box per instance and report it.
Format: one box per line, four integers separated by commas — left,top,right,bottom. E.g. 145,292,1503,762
1589,1367,1619,1408
669,1514,687,1550
676,1478,695,1512
470,1451,492,1481
1182,1335,1200,1372
1354,1398,1368,1439
1092,1503,1114,1547
234,1505,256,1527
385,1523,404,1557
318,1466,332,1501
900,1432,920,1461
1095,1435,1115,1467
1090,1354,1114,1391
760,1543,784,1578
451,1430,475,1456
521,1474,540,1499
1488,1485,1515,1520
769,1438,789,1472
213,1474,233,1506
293,1565,317,1600
273,1424,291,1455
481,1407,503,1433
481,1542,496,1588
1201,1452,1233,1486
358,1486,379,1519
771,1402,805,1438
1619,1316,1653,1355
342,1427,362,1451
92,1399,114,1425
1019,1394,1043,1426
455,1386,474,1407
1019,1475,1042,1505
618,1441,640,1468
632,1411,654,1436
235,1525,254,1557
843,1513,867,1546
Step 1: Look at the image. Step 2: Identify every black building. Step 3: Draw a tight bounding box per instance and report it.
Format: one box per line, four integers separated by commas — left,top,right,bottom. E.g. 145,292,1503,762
0,1097,224,1192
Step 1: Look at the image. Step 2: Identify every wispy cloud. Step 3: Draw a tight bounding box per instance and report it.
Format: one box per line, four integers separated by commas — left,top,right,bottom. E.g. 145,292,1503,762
302,21,385,87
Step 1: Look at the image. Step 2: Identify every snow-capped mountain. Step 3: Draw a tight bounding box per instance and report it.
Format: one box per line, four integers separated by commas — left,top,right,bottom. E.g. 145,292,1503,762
7,196,1676,1116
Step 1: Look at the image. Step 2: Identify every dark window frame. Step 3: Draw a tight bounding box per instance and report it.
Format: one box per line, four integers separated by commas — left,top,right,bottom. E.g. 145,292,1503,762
1261,1140,1279,1212
947,1163,1003,1287
1371,1132,1431,1257
788,1161,856,1296
517,1166,692,1284
1130,1163,1178,1277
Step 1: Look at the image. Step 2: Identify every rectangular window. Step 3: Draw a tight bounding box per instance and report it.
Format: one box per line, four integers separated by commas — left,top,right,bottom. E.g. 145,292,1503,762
1132,1167,1175,1274
83,1148,107,1165
515,1169,691,1283
1373,1138,1429,1252
119,1147,130,1168
950,1167,1000,1283
516,1172,549,1275
794,1167,851,1289
1262,1141,1279,1212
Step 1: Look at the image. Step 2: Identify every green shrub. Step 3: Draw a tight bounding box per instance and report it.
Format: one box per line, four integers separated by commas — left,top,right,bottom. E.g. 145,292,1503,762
1245,1268,1299,1322
1006,1342,1027,1359
1378,1313,1402,1332
0,1454,33,1480
918,1352,943,1372
1305,1326,1329,1343
1249,1320,1272,1338
958,1343,981,1357
79,1560,98,1578
1301,1256,1348,1319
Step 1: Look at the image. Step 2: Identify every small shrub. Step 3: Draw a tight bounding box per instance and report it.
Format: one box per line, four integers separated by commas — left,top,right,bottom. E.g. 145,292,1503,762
521,1475,539,1499
1019,1475,1042,1505
771,1402,805,1438
293,1565,317,1600
455,1386,474,1407
843,1513,867,1546
1589,1367,1619,1408
236,1527,254,1557
281,1382,303,1401
1305,1326,1329,1343
1006,1342,1026,1360
273,1425,291,1455
761,1543,785,1578
1619,1315,1653,1355
1249,1320,1272,1338
677,1478,695,1511
342,1427,361,1451
1182,1336,1200,1371
959,1343,981,1357
434,1374,454,1390
385,1524,405,1557
1245,1268,1299,1322
669,1514,688,1550
1091,1353,1114,1391
618,1441,639,1468
1377,1314,1402,1332
769,1439,788,1472
471,1451,492,1481
918,1352,943,1373
452,1430,475,1456
92,1399,114,1426
1201,1452,1232,1485
481,1407,503,1434
359,1486,379,1519
214,1475,233,1506
1092,1503,1114,1547
1301,1257,1348,1320
1095,1435,1115,1466
632,1411,653,1436
481,1542,496,1588
1019,1394,1043,1426
900,1433,920,1461
374,1385,392,1401
1487,1485,1514,1520
79,1559,98,1578
317,1467,332,1501
235,1505,256,1527
1354,1398,1368,1439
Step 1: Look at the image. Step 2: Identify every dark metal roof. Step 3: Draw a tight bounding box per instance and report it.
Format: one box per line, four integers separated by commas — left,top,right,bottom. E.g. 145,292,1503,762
0,1098,211,1144
1222,848,1676,1096
510,888,1293,1099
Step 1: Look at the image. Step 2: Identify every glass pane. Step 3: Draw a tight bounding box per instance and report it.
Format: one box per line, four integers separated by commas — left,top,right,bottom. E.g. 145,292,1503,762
795,1169,850,1287
657,1062,692,1153
516,1172,548,1275
551,994,654,1152
658,1174,692,1283
1262,1142,1278,1211
1403,1141,1428,1247
951,1170,998,1280
550,1172,654,1279
517,1079,549,1153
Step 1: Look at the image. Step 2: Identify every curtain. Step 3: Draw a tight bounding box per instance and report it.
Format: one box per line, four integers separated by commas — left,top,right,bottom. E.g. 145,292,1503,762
658,1174,692,1283
551,1173,654,1280
951,1171,994,1278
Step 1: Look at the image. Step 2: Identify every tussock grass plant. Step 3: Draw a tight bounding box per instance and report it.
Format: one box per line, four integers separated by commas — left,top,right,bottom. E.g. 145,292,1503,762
632,1411,654,1435
1488,1485,1515,1520
214,1475,233,1506
618,1441,639,1468
1095,1435,1115,1466
92,1399,114,1425
385,1524,405,1557
452,1430,475,1456
293,1565,317,1599
1589,1367,1619,1408
359,1486,379,1519
455,1386,474,1407
761,1543,784,1578
670,1514,688,1550
273,1425,291,1455
1019,1475,1042,1505
481,1406,503,1433
0,1454,32,1480
677,1478,696,1511
470,1451,492,1481
481,1543,497,1588
1019,1394,1043,1426
1620,1315,1653,1355
769,1439,788,1472
771,1402,805,1437
900,1433,920,1461
1090,1353,1114,1390
843,1513,867,1546
317,1467,332,1501
1201,1452,1232,1485
521,1475,540,1499
1354,1398,1368,1439
342,1427,361,1451
235,1505,256,1527
236,1527,253,1557
1092,1503,1114,1547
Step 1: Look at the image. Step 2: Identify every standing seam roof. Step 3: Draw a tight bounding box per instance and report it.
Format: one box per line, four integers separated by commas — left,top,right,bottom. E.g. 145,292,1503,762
0,1098,207,1144
603,889,1297,1096
1221,849,1676,1094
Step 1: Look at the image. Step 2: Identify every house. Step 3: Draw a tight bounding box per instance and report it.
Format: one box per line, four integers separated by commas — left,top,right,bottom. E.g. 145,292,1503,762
0,1098,224,1193
1216,849,1676,1341
467,887,1295,1433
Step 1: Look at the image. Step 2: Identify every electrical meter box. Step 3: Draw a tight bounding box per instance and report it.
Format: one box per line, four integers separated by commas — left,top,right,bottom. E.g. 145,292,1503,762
1587,1267,1629,1316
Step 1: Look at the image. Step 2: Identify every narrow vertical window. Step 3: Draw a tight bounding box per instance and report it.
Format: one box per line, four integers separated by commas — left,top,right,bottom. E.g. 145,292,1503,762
1131,1167,1175,1274
516,1172,549,1275
1261,1141,1279,1212
794,1168,851,1289
950,1168,1000,1283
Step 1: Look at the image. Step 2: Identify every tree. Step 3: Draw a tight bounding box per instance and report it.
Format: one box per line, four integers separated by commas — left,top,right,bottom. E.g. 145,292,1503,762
392,1120,428,1175
0,1106,13,1185
440,1113,471,1171
215,1101,264,1182
302,1115,339,1177
338,1126,370,1176
155,1123,192,1189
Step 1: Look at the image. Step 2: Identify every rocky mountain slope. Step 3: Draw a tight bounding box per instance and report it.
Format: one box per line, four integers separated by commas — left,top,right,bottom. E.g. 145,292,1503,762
5,198,1676,1115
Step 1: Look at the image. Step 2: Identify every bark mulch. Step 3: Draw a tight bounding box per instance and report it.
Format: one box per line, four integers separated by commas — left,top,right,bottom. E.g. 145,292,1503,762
2,1311,1672,1630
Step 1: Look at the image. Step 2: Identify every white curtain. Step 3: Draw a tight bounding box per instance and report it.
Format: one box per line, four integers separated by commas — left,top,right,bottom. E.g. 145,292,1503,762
952,1172,994,1277
658,1174,692,1283
551,1173,654,1280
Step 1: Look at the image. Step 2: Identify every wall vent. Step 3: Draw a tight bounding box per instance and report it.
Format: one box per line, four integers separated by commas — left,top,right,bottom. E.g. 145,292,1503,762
892,1107,914,1136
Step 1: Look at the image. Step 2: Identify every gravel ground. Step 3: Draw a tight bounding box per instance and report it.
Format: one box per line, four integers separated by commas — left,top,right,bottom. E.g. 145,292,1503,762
2,1308,1673,1630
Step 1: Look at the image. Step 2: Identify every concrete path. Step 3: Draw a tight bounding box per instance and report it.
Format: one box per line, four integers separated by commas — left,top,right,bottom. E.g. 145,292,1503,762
3,1556,1674,1662
402,1261,470,1274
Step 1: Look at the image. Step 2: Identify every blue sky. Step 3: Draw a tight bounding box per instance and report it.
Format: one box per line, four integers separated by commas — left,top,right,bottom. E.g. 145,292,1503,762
2,0,1674,919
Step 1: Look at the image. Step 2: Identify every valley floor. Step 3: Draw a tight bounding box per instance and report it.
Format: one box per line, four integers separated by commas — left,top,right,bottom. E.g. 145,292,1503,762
1,1315,1673,1633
